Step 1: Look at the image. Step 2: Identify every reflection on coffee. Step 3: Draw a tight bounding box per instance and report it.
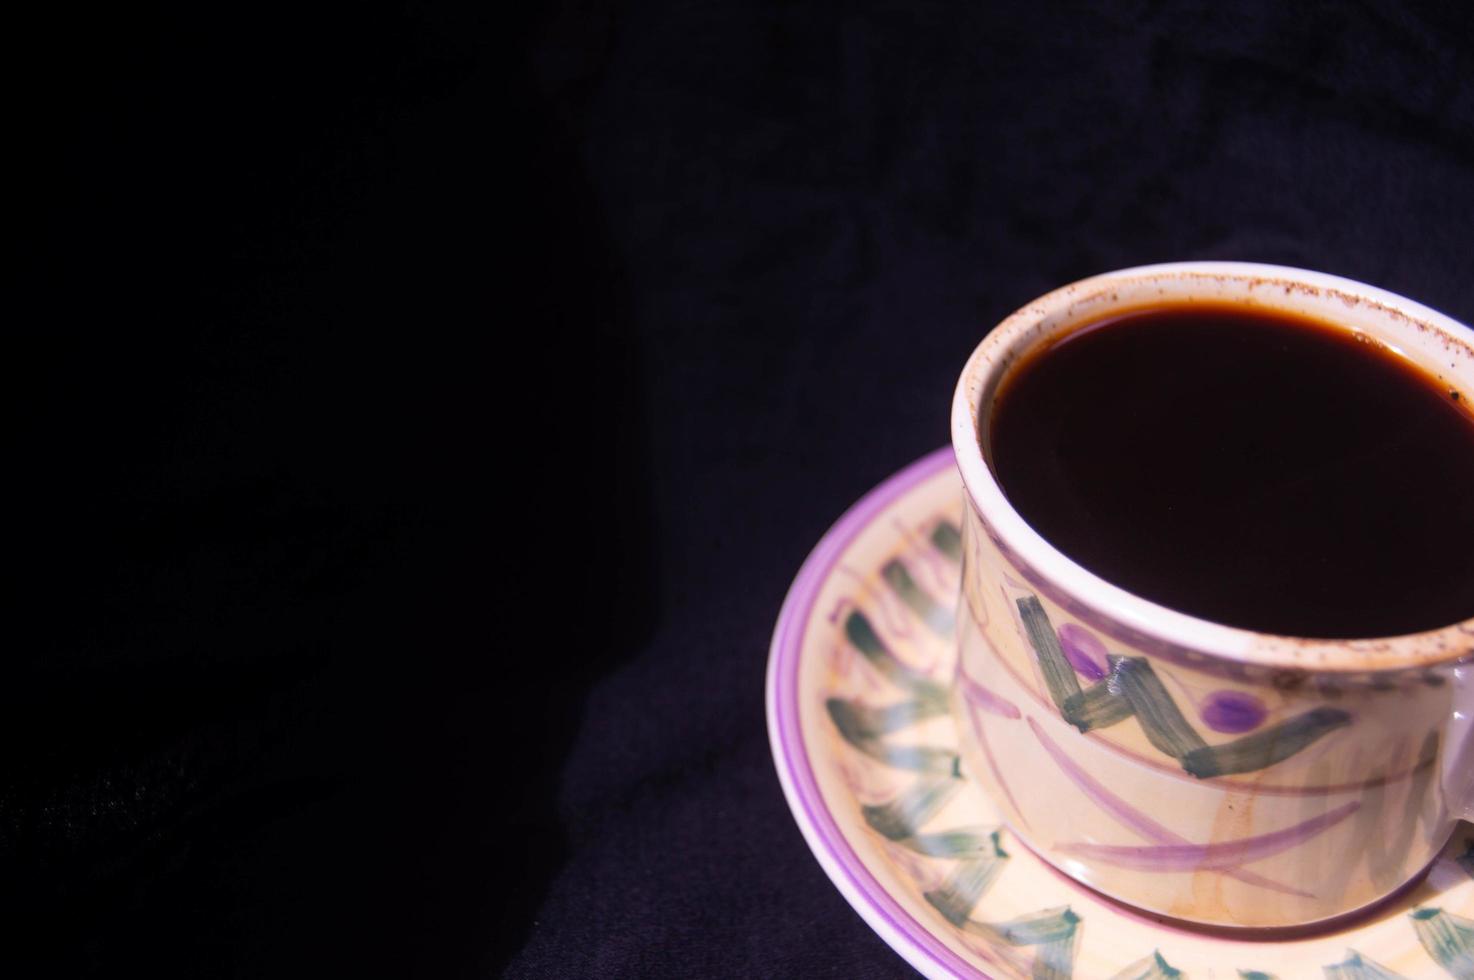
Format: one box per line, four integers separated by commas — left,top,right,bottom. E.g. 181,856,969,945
988,304,1474,638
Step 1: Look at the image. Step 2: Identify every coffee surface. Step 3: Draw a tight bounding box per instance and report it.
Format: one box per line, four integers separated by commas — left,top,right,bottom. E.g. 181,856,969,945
989,304,1474,638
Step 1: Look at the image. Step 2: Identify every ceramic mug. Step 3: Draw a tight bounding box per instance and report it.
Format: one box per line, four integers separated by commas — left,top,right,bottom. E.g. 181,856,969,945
949,262,1474,929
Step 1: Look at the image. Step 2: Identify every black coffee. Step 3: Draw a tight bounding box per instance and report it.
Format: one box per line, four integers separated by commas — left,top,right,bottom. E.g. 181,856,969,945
989,304,1474,638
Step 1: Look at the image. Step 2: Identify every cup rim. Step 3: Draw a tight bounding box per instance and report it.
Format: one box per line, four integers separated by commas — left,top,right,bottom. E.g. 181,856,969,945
950,260,1474,673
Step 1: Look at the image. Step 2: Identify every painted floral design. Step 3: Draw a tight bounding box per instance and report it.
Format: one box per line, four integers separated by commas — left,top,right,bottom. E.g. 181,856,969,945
824,517,1292,979
812,499,1470,979
1015,596,1350,778
827,520,1085,976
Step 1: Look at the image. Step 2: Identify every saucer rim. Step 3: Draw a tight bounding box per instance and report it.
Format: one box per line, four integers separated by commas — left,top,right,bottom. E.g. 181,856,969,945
766,445,978,980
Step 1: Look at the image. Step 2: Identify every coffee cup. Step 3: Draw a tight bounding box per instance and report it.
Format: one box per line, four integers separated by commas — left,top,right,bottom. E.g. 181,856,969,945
949,262,1474,928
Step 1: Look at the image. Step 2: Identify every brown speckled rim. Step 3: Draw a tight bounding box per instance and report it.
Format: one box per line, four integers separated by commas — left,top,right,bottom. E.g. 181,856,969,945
950,262,1474,674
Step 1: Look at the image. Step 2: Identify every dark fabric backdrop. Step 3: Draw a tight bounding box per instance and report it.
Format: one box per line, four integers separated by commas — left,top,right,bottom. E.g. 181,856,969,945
16,1,1474,976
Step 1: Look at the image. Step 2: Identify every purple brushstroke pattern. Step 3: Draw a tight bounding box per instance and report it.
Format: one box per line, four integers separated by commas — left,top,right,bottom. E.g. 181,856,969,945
1056,622,1107,681
959,669,1022,720
966,702,1029,830
1200,690,1268,733
1056,800,1361,872
1025,716,1312,898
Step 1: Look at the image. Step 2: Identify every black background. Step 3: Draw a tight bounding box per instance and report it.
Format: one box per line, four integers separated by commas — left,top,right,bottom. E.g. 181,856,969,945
16,1,1474,976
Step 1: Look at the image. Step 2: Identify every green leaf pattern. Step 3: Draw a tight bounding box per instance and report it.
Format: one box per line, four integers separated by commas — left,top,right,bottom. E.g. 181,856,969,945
1322,950,1406,979
1017,596,1349,778
1410,908,1474,979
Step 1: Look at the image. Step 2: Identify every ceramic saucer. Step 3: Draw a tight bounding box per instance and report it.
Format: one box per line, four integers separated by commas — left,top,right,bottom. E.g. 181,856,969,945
766,447,1474,979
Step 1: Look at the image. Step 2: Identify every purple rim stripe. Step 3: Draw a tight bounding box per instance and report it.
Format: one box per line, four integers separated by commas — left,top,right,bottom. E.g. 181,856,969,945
768,446,988,980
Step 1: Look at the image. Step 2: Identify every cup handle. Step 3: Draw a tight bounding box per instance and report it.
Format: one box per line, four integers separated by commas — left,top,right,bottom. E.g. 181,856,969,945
1446,659,1474,824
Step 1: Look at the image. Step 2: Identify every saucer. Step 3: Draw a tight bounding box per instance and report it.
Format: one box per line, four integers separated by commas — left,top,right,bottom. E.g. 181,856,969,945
766,447,1474,979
